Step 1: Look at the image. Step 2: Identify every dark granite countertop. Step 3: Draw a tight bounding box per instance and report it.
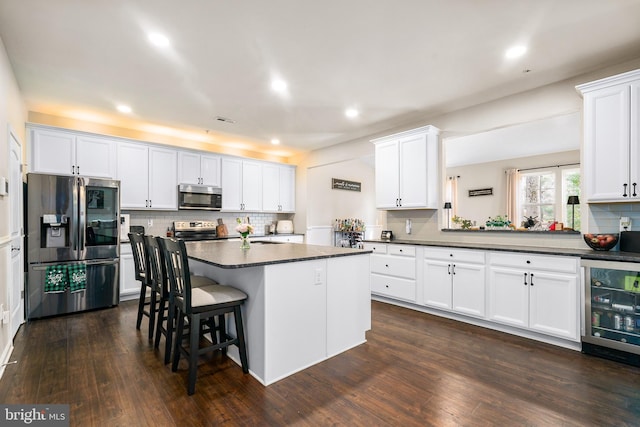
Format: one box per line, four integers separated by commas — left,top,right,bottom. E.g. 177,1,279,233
185,240,370,269
364,239,640,263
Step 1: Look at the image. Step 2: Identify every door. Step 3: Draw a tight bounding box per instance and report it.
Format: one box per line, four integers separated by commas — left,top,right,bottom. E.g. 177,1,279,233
75,135,116,178
488,266,529,328
148,146,177,209
452,262,486,317
423,259,452,309
398,133,428,208
200,154,221,186
30,127,75,175
528,271,578,340
583,85,631,201
221,158,242,210
117,142,149,209
80,177,120,261
178,151,201,185
279,166,295,212
241,161,263,211
262,164,280,211
375,140,399,208
9,128,24,337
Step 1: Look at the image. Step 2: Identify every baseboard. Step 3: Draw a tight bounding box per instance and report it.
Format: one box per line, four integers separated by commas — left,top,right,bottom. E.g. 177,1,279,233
0,339,14,381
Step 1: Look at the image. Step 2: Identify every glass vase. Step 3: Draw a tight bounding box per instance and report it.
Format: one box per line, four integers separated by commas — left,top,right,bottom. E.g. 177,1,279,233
240,235,250,249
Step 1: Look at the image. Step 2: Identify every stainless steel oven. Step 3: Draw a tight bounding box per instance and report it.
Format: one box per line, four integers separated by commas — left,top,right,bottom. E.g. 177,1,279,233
178,184,222,210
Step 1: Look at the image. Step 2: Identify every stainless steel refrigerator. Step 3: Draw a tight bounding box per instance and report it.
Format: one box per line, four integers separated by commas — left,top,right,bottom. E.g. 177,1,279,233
26,173,120,319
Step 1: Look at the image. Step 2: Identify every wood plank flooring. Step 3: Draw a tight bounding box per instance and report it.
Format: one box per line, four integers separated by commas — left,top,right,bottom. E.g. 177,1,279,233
1,300,639,426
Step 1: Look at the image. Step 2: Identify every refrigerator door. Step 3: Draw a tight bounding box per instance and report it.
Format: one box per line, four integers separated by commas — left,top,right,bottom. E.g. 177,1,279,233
26,173,79,263
26,258,119,319
79,176,120,261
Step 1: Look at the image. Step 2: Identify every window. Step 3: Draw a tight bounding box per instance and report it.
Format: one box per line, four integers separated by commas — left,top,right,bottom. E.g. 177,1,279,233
517,167,580,230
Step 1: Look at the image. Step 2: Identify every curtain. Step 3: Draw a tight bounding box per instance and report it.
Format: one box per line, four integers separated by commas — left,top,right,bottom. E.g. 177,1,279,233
505,168,519,224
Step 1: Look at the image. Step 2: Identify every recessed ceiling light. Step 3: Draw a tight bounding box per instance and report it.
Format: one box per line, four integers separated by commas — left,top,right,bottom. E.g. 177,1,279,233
271,79,287,93
505,45,527,59
148,32,170,48
117,105,132,114
271,138,280,145
345,108,359,118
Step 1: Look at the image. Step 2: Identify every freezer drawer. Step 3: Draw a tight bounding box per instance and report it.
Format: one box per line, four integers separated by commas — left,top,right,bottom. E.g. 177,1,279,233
27,259,119,319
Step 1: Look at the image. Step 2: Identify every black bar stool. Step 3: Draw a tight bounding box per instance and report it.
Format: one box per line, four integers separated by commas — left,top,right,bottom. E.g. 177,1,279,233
129,232,158,340
159,237,249,395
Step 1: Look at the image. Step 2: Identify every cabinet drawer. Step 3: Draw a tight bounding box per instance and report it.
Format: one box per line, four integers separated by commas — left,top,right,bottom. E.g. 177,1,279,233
388,245,415,257
424,247,485,264
371,274,416,301
371,255,416,279
488,252,577,274
363,243,387,254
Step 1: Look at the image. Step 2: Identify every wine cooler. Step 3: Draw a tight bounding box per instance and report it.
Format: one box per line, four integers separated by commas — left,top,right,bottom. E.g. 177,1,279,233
582,259,640,366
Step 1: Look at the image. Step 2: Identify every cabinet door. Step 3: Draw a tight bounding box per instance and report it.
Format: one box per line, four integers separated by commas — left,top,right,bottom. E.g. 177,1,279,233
279,166,295,212
629,80,640,192
423,259,452,310
117,142,149,209
200,154,221,186
398,133,428,208
528,271,578,340
488,266,529,328
452,262,486,318
30,128,75,175
583,85,631,201
76,135,116,178
177,151,201,185
242,161,263,211
148,147,177,210
119,245,139,299
374,140,400,208
262,164,280,211
221,158,243,210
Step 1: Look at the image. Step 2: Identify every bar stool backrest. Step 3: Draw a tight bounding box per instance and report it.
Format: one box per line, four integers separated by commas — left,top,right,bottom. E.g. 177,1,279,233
144,235,168,298
128,232,147,283
159,237,193,314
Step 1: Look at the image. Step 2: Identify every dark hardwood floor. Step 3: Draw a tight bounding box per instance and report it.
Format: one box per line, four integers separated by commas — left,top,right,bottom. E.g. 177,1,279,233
1,300,639,426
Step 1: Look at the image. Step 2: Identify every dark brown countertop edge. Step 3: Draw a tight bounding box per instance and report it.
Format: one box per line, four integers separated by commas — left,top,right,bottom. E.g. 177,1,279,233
364,239,640,263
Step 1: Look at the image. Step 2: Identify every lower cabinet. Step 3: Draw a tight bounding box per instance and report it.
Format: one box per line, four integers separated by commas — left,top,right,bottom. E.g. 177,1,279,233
423,248,486,318
365,243,581,345
488,252,579,341
119,243,140,300
369,244,417,302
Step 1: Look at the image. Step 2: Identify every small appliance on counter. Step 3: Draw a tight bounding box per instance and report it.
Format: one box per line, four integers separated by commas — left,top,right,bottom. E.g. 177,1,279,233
381,230,393,240
620,231,640,253
276,220,293,234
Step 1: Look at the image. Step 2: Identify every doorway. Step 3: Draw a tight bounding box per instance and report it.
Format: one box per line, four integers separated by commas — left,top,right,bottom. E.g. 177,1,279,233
9,127,24,337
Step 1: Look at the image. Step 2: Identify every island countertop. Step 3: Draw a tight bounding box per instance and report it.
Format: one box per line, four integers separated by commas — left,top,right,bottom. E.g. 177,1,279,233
185,240,371,269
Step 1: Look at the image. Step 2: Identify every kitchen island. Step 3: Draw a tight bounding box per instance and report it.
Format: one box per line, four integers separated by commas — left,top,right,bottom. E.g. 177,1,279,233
185,240,371,385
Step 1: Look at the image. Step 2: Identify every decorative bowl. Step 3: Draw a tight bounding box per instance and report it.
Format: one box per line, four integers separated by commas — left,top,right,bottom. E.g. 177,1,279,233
583,233,619,251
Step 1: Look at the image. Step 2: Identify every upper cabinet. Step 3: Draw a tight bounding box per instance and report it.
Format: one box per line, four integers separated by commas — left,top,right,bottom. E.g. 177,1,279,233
577,69,640,202
221,158,263,211
371,125,440,209
177,151,221,186
262,164,295,212
117,142,177,210
29,126,116,178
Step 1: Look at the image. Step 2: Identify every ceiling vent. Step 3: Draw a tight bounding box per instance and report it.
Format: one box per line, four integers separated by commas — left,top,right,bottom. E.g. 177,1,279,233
214,116,235,124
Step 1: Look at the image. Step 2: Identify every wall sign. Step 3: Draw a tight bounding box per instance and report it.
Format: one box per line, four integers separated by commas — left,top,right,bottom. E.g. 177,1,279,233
468,187,493,197
332,178,361,192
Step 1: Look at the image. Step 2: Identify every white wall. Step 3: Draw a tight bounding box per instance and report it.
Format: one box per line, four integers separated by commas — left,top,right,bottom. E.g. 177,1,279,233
0,34,27,370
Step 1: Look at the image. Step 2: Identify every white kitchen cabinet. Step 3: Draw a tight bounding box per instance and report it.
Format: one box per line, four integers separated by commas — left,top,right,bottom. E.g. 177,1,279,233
371,125,439,209
369,244,417,302
577,69,640,202
178,151,221,186
269,235,303,243
488,252,579,341
120,243,139,300
423,248,486,317
117,141,177,210
221,158,263,211
262,164,295,212
29,126,116,178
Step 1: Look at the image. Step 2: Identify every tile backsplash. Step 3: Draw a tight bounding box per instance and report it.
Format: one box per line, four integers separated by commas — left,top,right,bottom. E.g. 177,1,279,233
588,203,640,233
125,210,294,237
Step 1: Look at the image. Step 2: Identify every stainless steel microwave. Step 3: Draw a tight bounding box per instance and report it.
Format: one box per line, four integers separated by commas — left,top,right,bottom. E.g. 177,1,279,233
178,184,222,210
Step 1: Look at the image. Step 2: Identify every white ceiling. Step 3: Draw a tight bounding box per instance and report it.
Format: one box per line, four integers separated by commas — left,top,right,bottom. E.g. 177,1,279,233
1,1,640,157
